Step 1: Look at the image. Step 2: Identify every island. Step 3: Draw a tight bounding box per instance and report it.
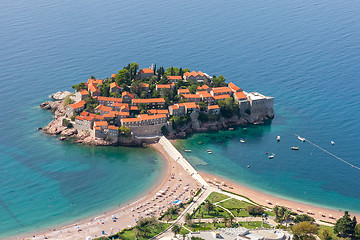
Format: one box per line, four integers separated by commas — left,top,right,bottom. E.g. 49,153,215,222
40,63,274,145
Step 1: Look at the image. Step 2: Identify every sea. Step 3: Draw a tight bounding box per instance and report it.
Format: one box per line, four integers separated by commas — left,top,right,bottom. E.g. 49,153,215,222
1,0,360,238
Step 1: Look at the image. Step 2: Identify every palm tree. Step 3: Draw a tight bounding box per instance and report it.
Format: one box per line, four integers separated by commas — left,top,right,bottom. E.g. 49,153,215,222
204,200,214,215
172,224,181,237
273,205,280,220
213,217,218,227
283,210,291,227
185,213,193,225
229,215,235,226
236,208,241,217
223,216,229,227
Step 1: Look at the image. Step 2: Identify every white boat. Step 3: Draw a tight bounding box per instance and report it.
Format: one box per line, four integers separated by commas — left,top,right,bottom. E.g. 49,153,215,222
291,146,299,150
331,141,335,145
297,136,306,142
184,150,191,152
277,136,280,141
240,139,245,143
268,153,275,159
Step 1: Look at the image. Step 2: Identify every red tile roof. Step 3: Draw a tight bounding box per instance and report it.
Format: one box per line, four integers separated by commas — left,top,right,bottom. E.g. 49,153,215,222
156,83,175,89
97,96,123,103
208,104,220,110
94,121,108,127
132,98,165,104
148,109,169,115
213,94,231,100
80,89,89,95
139,114,167,121
122,91,135,99
113,102,128,108
130,106,138,111
83,116,94,121
139,83,149,88
88,82,100,93
184,71,205,77
111,74,116,78
179,102,197,108
108,125,118,130
169,104,179,110
88,79,103,85
182,94,201,99
95,105,111,112
234,91,247,100
167,76,182,80
178,88,190,94
139,68,154,74
122,118,141,123
69,100,86,110
80,111,89,116
75,116,83,120
228,82,242,92
94,115,105,120
199,92,212,98
110,82,120,89
212,87,232,94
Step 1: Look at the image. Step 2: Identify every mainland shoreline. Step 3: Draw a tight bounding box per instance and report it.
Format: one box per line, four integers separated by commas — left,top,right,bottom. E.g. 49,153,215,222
11,141,359,240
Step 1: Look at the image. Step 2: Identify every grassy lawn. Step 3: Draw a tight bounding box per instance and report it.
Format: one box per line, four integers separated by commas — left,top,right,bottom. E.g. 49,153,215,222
206,192,229,203
193,204,231,219
113,223,170,240
318,225,337,239
238,221,271,229
180,227,190,235
218,198,251,217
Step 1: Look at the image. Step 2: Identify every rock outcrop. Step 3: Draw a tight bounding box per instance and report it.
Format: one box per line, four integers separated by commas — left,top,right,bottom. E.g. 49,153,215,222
51,91,72,100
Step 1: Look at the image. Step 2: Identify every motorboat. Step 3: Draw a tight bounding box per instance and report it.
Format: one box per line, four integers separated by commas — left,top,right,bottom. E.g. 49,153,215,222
240,139,245,143
247,165,251,168
291,146,299,150
268,153,275,159
184,150,191,152
277,136,280,141
331,141,335,145
297,136,306,142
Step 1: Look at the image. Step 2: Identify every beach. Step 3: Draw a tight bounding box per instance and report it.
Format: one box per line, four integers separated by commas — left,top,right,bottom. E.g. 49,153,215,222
15,143,201,240
199,172,360,224
14,141,359,240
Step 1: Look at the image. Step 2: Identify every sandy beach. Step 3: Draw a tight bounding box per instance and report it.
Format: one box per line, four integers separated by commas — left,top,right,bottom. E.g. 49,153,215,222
15,143,201,240
14,141,359,240
199,172,360,224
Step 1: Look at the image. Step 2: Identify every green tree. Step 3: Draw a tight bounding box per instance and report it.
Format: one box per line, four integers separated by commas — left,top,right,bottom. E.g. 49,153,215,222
204,201,215,215
223,216,229,227
72,82,87,91
119,126,131,137
212,75,227,87
229,214,235,226
319,228,333,240
355,223,360,239
247,205,265,216
294,214,315,223
292,222,318,240
185,213,193,225
172,224,181,237
161,126,169,136
334,211,357,237
63,95,74,106
283,210,292,226
115,69,130,85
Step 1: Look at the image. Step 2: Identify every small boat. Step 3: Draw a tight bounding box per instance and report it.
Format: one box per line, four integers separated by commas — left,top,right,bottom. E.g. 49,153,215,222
207,151,212,154
265,152,269,155
240,139,245,143
206,150,212,152
331,141,335,145
229,128,234,131
297,136,306,142
198,141,202,144
268,153,275,159
277,136,280,141
291,146,299,150
247,165,251,168
184,150,191,152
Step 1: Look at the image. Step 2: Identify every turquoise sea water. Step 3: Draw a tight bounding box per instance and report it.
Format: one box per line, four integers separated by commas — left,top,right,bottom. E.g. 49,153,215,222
1,0,360,238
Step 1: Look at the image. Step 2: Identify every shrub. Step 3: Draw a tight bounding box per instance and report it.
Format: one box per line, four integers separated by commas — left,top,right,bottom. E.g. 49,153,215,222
62,119,73,128
247,205,265,216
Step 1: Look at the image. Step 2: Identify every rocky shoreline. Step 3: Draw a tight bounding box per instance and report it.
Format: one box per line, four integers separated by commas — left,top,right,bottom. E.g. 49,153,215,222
39,92,272,146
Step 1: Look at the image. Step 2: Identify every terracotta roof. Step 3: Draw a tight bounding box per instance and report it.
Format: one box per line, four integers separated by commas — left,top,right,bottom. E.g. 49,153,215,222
104,112,116,118
111,74,116,78
122,118,141,123
122,91,135,99
234,91,247,100
97,96,123,103
184,71,205,78
228,82,242,92
169,104,179,110
113,102,128,107
179,102,197,108
139,114,167,121
139,83,149,88
182,94,201,99
212,87,232,94
75,116,83,120
199,92,212,98
139,68,154,74
178,88,190,94
130,106,139,111
69,100,86,110
148,109,169,115
201,84,211,90
208,104,220,110
94,126,101,131
117,112,130,116
132,98,165,104
88,82,100,93
94,121,108,127
83,116,94,121
108,125,118,130
80,111,89,116
94,115,105,120
167,76,182,80
88,79,103,85
95,105,111,112
156,83,174,89
80,89,89,95
110,82,120,89
213,94,231,100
